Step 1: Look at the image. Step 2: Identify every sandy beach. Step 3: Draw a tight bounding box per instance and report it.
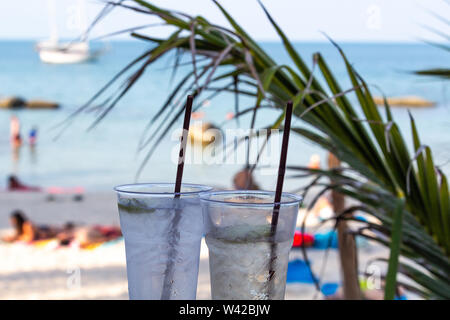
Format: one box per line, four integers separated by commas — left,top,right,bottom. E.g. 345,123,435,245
0,191,392,300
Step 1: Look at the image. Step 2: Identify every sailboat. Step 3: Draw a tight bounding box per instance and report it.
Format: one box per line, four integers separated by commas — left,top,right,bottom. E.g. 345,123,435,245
36,0,103,64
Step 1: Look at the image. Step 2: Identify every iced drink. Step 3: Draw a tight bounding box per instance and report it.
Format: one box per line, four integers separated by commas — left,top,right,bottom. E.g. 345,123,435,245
201,191,301,300
115,183,212,300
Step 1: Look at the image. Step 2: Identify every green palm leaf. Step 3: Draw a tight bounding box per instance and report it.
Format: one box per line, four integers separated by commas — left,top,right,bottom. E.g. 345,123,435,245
68,0,449,299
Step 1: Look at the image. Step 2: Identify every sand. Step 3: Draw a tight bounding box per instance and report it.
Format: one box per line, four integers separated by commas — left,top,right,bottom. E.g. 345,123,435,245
0,191,390,300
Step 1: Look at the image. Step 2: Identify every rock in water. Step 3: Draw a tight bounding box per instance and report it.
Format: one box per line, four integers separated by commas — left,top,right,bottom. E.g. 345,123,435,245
0,96,26,109
373,96,434,107
26,100,60,109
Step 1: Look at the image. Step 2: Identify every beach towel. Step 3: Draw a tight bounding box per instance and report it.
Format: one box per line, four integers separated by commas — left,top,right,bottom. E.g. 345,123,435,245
286,259,318,284
25,238,60,250
321,282,339,296
81,237,124,250
24,235,123,251
292,231,314,248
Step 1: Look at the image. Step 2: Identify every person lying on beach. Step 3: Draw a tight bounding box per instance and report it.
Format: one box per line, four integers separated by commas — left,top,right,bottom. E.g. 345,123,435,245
2,214,121,247
2,211,59,243
7,175,41,192
57,223,122,247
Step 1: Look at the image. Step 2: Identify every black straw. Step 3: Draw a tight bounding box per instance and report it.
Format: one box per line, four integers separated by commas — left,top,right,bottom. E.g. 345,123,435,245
270,101,293,234
174,95,194,197
268,101,293,296
161,95,193,299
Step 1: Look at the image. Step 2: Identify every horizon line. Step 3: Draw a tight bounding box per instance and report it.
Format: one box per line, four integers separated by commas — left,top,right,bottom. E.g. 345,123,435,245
0,37,438,45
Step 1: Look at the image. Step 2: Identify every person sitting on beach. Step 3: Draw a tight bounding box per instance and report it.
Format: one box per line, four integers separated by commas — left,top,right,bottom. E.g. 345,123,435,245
1,211,59,243
7,175,41,192
57,223,122,247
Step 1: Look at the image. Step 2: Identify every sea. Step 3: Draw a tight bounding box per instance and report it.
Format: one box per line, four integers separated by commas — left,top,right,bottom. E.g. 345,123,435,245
0,41,449,192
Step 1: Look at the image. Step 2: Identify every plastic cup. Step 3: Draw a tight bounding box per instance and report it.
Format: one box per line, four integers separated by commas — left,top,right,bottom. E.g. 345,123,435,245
115,183,212,300
200,190,302,300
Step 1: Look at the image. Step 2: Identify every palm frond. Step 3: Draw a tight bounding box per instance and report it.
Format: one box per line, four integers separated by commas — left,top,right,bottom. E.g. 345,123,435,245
69,0,449,299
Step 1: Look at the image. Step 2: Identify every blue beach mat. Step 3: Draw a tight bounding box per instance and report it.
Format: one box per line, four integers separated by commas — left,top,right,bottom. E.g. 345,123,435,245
286,259,340,297
313,231,339,249
286,259,318,284
313,229,368,249
321,282,339,296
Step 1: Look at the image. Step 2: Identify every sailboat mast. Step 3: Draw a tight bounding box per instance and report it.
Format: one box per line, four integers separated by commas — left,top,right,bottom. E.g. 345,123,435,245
78,0,89,42
46,0,58,43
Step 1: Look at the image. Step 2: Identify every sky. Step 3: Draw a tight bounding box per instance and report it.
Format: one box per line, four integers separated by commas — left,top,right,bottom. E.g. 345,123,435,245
0,0,448,42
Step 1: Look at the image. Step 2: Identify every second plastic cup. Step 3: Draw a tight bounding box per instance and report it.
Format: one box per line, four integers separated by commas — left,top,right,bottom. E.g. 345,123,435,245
115,183,212,300
200,190,302,300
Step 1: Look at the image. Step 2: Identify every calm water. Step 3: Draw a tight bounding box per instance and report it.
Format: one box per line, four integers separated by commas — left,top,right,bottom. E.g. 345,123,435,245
0,41,449,191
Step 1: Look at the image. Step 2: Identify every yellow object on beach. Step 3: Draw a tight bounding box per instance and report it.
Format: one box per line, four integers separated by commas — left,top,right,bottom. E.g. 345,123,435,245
81,242,104,250
30,240,107,251
33,238,58,248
